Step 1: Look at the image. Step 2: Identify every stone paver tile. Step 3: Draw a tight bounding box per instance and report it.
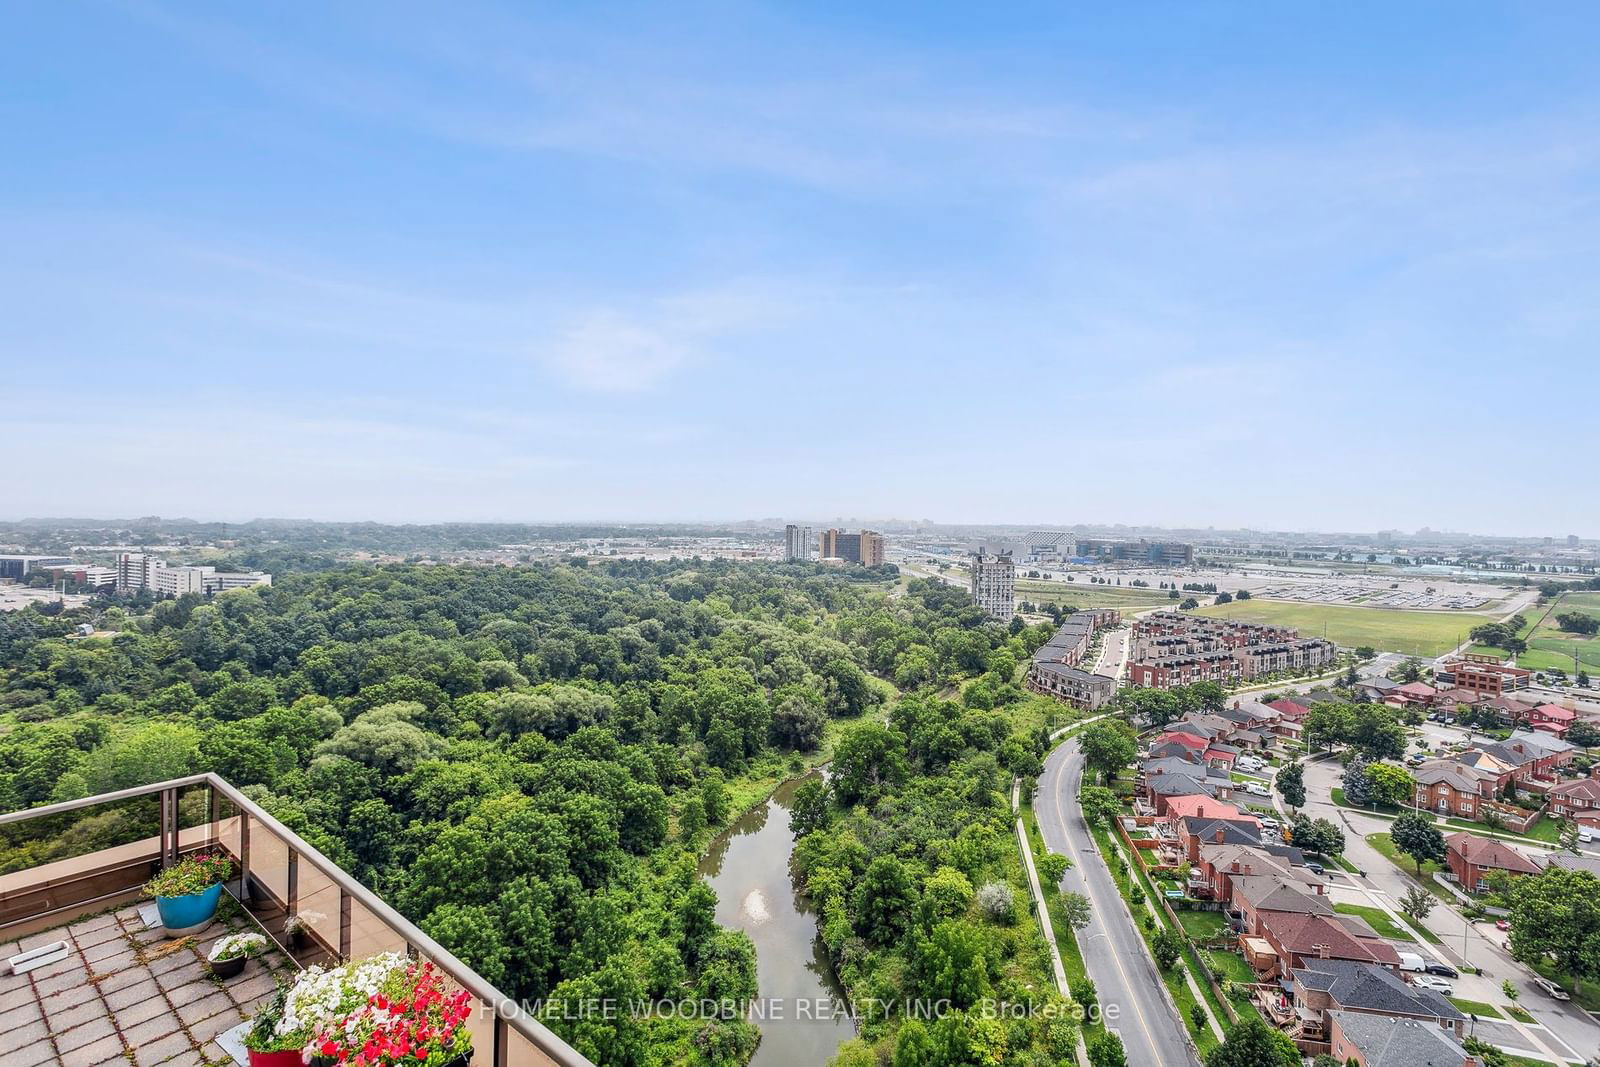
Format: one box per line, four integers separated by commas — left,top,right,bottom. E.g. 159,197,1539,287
156,965,208,994
32,963,89,997
56,1014,117,1054
226,971,278,1003
5,1038,58,1067
34,952,88,980
7,1016,50,1049
133,1031,193,1067
165,979,219,1010
0,998,44,1029
102,979,161,1011
0,966,29,998
70,920,127,950
146,949,198,977
83,937,136,965
42,990,104,1032
189,1005,245,1043
117,992,172,1029
176,990,232,1026
159,1050,206,1067
121,1009,187,1050
76,1032,130,1066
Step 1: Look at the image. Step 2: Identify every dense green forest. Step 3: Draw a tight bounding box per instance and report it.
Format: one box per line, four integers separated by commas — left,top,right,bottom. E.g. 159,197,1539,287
0,559,1075,1065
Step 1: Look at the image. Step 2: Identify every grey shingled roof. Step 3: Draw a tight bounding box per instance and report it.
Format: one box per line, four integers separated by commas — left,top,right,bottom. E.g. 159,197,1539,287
1327,1010,1474,1067
1296,961,1462,1022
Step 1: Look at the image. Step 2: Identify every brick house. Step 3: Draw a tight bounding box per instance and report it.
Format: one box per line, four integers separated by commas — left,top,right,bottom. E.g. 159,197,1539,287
1444,831,1541,893
1254,911,1401,977
1547,776,1600,827
1528,703,1577,737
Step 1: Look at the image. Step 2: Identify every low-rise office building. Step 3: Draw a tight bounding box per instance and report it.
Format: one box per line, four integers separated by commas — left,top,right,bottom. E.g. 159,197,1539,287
0,555,72,581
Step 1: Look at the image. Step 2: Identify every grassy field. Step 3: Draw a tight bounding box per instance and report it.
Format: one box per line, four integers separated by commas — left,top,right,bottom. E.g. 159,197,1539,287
1013,580,1176,615
1514,591,1600,675
1193,599,1495,656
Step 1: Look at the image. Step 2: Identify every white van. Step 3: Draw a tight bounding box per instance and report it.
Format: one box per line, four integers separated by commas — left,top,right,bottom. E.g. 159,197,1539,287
1581,825,1597,844
1396,952,1426,973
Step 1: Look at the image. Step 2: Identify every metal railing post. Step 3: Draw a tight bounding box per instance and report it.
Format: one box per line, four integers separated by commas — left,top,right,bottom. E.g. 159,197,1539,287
339,890,351,960
208,785,220,850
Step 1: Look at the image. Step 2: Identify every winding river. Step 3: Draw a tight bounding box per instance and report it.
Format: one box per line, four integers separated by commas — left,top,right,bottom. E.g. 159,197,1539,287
697,774,854,1066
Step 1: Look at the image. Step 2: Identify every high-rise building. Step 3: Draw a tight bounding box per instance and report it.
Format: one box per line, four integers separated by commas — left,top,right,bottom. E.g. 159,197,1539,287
817,529,885,566
969,550,1015,620
783,524,812,561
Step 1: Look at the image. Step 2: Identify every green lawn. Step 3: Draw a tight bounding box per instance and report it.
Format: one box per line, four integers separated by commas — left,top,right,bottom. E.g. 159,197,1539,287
1509,592,1600,675
1447,997,1503,1018
1203,949,1258,985
1506,1004,1535,1023
1193,599,1495,657
1177,910,1231,942
1334,903,1414,942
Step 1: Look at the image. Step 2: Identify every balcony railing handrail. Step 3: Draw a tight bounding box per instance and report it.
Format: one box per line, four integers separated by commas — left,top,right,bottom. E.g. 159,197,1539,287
0,773,592,1067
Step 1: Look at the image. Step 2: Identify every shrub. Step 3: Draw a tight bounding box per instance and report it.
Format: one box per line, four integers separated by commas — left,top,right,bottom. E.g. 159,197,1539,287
977,882,1017,924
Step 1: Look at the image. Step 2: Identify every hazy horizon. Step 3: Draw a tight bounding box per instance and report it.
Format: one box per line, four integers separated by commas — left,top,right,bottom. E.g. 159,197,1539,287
5,4,1598,535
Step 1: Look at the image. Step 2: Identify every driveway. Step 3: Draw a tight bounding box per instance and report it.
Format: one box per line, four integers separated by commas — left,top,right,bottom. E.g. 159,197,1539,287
1036,738,1200,1067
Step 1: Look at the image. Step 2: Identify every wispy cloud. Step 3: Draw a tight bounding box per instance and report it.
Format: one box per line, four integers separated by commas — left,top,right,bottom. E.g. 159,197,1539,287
541,282,791,391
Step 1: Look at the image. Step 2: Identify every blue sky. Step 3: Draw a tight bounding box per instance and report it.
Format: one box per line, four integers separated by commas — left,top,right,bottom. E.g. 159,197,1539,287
4,2,1598,535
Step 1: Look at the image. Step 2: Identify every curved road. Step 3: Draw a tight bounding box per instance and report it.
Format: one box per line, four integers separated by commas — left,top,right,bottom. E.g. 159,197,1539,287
1037,737,1200,1067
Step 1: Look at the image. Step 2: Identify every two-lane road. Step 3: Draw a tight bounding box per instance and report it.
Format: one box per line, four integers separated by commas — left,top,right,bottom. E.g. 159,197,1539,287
1036,737,1199,1067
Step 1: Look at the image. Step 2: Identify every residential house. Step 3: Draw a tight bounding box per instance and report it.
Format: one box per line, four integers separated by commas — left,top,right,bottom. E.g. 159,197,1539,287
1327,1010,1482,1067
1190,842,1307,902
1355,677,1402,703
1291,959,1463,1043
1444,831,1541,893
1411,759,1499,819
1480,731,1577,788
1176,811,1264,862
1231,874,1331,935
1528,703,1577,737
1388,682,1438,708
1547,776,1600,827
1254,910,1401,976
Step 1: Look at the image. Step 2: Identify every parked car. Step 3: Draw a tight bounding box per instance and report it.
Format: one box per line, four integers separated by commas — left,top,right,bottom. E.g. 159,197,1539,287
1412,974,1454,995
1238,757,1264,771
1396,951,1426,972
1305,861,1325,876
1581,825,1597,844
1535,977,1571,1001
1406,755,1426,767
1495,919,1511,930
1259,817,1280,832
1424,963,1459,978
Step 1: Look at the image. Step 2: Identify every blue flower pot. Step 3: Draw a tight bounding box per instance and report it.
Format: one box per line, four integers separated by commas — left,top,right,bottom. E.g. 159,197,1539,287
156,882,223,935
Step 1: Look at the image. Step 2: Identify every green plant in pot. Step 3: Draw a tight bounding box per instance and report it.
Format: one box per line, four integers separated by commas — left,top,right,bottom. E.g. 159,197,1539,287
144,852,233,936
206,931,267,980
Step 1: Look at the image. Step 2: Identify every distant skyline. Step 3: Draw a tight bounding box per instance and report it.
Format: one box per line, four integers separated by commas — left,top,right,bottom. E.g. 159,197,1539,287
4,3,1599,536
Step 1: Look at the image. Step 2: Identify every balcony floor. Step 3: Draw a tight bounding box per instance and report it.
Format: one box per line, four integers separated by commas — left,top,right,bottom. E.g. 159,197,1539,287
0,902,296,1067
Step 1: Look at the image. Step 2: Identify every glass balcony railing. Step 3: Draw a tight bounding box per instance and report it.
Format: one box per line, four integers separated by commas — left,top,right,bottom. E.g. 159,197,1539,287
0,773,591,1067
